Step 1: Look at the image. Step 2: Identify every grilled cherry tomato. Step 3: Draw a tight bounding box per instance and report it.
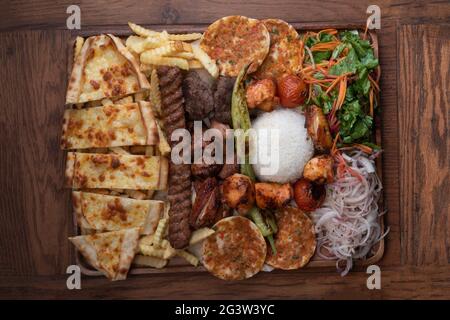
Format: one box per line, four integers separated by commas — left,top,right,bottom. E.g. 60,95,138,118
277,75,307,108
293,178,325,211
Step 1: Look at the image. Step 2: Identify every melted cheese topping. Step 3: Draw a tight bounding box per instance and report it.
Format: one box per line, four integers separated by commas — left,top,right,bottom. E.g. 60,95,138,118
62,103,149,149
70,152,166,190
75,192,163,233
88,231,124,278
79,35,140,103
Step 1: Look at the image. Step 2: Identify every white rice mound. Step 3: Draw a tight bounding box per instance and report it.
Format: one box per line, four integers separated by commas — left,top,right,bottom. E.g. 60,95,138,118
251,109,314,183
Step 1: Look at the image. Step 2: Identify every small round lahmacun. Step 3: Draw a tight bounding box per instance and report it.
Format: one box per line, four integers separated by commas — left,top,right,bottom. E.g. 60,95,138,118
266,206,316,270
202,216,267,280
255,19,303,80
200,15,270,77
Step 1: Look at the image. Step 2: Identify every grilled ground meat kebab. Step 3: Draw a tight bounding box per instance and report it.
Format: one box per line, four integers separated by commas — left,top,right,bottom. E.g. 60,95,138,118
157,66,192,249
213,76,235,125
183,71,215,120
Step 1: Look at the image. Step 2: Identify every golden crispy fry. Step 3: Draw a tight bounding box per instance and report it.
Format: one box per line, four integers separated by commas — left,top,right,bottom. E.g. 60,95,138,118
152,218,168,247
169,51,195,59
188,60,204,69
126,35,168,54
74,36,84,62
168,33,203,41
189,228,215,246
156,121,171,157
177,250,199,266
150,69,162,115
191,42,219,78
139,234,154,247
128,22,161,38
133,254,167,268
140,55,189,70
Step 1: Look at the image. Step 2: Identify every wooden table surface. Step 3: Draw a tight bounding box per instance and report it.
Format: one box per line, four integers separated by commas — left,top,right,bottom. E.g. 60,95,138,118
0,0,449,300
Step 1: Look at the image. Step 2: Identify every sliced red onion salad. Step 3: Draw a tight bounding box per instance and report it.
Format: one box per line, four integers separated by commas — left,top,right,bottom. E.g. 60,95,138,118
312,150,389,276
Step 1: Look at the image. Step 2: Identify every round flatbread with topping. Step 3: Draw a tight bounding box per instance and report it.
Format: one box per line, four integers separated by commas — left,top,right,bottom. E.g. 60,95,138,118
266,206,316,270
200,15,270,77
202,216,266,280
255,19,302,80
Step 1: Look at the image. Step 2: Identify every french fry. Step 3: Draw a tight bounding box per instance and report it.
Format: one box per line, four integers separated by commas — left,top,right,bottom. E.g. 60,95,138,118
188,60,204,69
191,42,219,78
152,218,168,247
139,234,154,247
156,121,171,157
140,55,189,70
168,33,203,41
141,40,191,58
150,69,162,115
133,254,167,268
109,147,130,155
168,51,195,59
126,35,168,54
177,250,199,267
74,36,84,62
189,228,215,246
139,243,175,259
128,22,162,38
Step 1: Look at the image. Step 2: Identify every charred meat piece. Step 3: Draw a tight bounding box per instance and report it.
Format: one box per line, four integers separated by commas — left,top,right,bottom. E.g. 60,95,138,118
303,155,334,184
191,163,222,178
293,178,325,212
191,177,220,229
246,78,277,112
158,66,191,249
255,182,293,210
213,76,235,125
221,173,255,215
305,105,333,152
183,71,215,120
213,203,233,224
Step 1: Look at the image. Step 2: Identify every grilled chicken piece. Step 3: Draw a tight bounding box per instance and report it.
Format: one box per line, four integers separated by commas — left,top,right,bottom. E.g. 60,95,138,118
255,182,293,210
303,155,334,184
221,174,255,215
305,105,333,152
245,79,277,112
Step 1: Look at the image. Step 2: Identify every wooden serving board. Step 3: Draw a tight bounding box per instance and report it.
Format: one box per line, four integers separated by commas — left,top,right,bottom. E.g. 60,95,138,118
66,23,385,276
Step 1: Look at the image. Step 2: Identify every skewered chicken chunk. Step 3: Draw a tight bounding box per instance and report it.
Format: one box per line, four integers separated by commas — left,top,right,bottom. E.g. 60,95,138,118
221,173,255,215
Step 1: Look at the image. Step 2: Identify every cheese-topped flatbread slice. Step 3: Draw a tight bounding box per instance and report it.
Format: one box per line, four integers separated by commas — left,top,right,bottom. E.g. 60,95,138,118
73,191,164,234
61,101,158,149
66,34,150,104
65,152,168,190
69,228,140,280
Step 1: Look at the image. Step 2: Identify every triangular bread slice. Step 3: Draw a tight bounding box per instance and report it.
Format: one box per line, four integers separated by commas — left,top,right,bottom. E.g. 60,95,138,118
69,228,140,280
66,34,150,104
72,191,164,235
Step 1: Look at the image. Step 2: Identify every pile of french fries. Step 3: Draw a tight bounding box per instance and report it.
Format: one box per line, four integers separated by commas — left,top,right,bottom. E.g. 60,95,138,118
126,22,219,78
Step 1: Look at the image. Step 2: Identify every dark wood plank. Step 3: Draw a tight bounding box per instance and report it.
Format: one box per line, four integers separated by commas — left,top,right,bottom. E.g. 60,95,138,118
0,265,449,299
1,0,449,31
0,31,73,276
398,24,449,265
